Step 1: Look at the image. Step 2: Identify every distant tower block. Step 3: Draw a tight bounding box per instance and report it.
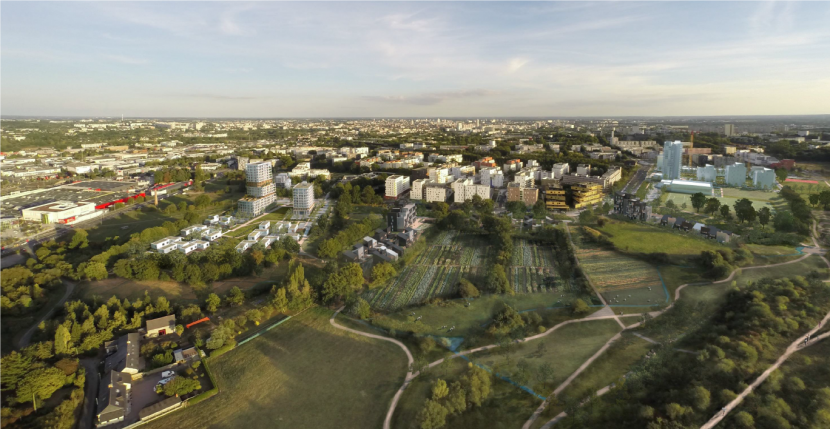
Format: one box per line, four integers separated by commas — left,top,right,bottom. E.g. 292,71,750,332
154,190,158,206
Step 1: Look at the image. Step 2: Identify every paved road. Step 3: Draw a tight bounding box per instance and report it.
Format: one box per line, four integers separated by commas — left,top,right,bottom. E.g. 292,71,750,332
77,357,100,429
329,307,414,429
17,280,77,349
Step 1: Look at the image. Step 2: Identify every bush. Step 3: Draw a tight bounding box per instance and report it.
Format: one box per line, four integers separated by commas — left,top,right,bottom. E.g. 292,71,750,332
458,279,480,298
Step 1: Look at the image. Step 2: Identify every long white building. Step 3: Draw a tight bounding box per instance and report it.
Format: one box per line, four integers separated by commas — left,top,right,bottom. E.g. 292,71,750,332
451,177,491,203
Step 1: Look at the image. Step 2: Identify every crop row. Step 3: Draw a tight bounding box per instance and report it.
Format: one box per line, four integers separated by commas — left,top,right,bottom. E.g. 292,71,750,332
509,266,559,294
369,264,466,310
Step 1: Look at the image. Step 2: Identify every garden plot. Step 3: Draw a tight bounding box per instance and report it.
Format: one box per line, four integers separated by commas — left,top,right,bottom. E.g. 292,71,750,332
572,231,668,306
508,239,565,295
369,231,491,311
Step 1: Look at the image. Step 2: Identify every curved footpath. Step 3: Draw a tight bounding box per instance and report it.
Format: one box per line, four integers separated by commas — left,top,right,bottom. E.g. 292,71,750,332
17,279,77,349
331,226,827,429
329,307,414,429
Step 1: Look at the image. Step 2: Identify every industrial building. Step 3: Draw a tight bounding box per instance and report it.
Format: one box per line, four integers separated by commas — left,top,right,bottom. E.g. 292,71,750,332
20,200,101,224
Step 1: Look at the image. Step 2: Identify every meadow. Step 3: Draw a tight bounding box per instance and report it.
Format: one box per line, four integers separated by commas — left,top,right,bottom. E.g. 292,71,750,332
142,308,408,429
595,220,723,256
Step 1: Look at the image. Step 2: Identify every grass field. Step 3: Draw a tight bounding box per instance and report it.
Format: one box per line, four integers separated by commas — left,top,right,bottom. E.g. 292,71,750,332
782,179,830,203
86,209,177,243
663,190,780,213
142,307,408,429
530,332,653,429
596,220,723,256
375,294,586,340
572,227,668,306
471,319,622,397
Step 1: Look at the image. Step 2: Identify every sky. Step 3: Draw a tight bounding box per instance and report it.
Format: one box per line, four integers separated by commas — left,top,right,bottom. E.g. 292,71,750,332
2,1,830,118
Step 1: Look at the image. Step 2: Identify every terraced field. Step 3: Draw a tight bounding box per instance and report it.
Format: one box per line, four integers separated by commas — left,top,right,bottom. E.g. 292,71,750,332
368,231,492,310
572,229,668,306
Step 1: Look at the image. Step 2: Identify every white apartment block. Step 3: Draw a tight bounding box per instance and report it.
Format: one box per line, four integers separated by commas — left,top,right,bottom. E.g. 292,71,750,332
514,171,534,188
449,165,476,179
428,153,463,163
292,182,315,218
552,163,570,179
479,167,504,188
385,175,410,198
411,179,427,200
451,178,491,203
427,167,449,184
239,161,276,217
274,173,292,189
424,184,452,203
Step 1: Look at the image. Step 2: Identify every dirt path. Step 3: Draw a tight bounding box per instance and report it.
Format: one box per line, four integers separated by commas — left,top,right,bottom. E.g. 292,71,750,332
329,307,414,429
17,279,77,349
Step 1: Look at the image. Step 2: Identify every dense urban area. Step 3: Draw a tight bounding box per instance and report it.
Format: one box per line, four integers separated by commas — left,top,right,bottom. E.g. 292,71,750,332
2,115,830,429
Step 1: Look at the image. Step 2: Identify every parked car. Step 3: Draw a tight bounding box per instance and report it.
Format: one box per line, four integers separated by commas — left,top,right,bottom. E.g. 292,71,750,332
161,370,176,378
156,377,173,388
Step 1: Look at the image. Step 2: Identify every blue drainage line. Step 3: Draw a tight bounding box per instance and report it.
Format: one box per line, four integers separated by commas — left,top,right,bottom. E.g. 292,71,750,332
456,354,547,401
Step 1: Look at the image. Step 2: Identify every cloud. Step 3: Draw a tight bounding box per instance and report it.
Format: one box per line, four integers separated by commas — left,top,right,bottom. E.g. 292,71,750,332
177,93,263,101
361,90,496,106
106,55,148,65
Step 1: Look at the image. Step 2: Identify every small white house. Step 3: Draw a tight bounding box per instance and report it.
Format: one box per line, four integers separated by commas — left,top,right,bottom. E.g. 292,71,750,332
158,242,179,254
151,236,182,250
192,240,210,250
205,215,220,225
235,240,257,253
260,235,280,248
202,228,223,241
248,230,265,241
258,221,270,231
219,216,235,226
177,241,199,255
181,225,208,237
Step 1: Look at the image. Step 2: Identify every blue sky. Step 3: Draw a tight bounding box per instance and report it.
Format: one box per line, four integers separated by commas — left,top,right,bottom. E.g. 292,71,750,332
2,1,829,117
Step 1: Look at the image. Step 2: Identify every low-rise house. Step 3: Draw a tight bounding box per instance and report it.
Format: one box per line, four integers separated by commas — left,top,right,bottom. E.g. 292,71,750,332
151,236,182,250
146,315,176,337
157,242,180,254
343,244,368,262
202,228,223,241
218,215,235,226
248,230,265,241
96,371,132,426
192,240,210,250
258,221,270,230
177,241,198,254
181,225,208,237
717,230,733,244
235,240,257,253
260,235,280,248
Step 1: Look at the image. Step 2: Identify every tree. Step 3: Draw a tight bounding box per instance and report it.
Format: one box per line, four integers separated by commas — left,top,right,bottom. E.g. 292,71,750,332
820,190,830,210
195,194,211,207
175,324,184,336
432,379,449,400
54,325,71,355
68,229,89,249
733,411,754,428
720,205,731,219
691,192,707,212
758,207,771,229
488,264,512,295
532,199,546,218
775,168,788,182
225,286,245,306
572,299,590,315
371,262,397,287
16,367,65,404
733,198,756,223
205,293,221,312
163,376,201,397
463,365,492,407
665,199,676,214
354,298,371,319
458,279,480,298
578,208,596,224
417,399,449,429
84,262,108,281
270,287,288,313
688,386,711,411
537,362,554,386
809,193,820,207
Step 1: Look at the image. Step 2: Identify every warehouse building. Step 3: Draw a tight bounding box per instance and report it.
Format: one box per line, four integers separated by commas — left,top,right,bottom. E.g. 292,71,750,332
21,201,101,224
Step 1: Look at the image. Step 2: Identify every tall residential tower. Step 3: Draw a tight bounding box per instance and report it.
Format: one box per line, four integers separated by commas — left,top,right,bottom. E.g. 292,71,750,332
238,161,275,217
662,140,684,180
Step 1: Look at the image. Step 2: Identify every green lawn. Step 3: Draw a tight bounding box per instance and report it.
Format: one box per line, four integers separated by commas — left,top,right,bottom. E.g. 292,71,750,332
86,209,176,243
530,332,654,429
663,190,781,212
470,319,622,397
142,307,408,429
596,220,723,256
375,294,594,341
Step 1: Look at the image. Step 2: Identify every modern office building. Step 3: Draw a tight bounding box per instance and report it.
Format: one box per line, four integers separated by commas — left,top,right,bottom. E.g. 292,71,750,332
696,164,717,182
545,187,568,210
387,203,416,231
751,167,776,190
292,182,315,218
725,162,747,187
238,161,276,217
662,141,684,180
613,192,652,221
385,175,410,199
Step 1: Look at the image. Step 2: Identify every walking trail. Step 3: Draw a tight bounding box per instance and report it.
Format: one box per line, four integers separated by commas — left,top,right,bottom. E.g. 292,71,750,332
17,280,77,349
329,223,827,429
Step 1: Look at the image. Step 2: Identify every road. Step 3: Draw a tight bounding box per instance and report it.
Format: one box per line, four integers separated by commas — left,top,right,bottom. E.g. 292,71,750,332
77,357,100,429
621,164,648,194
17,280,77,349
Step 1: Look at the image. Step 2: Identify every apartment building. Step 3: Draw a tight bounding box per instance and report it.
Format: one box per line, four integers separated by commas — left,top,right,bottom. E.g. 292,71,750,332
238,161,275,217
387,203,416,231
292,182,315,218
506,182,538,206
385,175,410,199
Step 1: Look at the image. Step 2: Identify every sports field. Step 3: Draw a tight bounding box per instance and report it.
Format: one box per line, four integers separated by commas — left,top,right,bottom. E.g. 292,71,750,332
572,228,668,306
141,308,407,429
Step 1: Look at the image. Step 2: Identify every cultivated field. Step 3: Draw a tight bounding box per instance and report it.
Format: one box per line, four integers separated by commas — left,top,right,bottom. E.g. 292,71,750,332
368,231,493,310
509,239,566,295
572,227,669,306
142,308,407,429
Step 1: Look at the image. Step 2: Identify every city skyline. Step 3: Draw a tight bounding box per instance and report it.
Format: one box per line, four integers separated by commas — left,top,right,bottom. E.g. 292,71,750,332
3,1,830,117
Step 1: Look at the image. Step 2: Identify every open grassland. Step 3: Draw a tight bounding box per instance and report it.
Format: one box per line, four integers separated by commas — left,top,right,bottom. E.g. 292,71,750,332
142,308,407,429
530,333,654,429
471,320,622,396
783,179,830,203
596,220,723,256
572,227,668,306
86,209,176,243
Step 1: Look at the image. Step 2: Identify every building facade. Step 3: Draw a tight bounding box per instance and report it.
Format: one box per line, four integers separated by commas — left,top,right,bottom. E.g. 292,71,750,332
725,162,747,187
385,175,410,199
238,161,275,217
292,182,315,218
387,203,416,231
662,140,684,180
